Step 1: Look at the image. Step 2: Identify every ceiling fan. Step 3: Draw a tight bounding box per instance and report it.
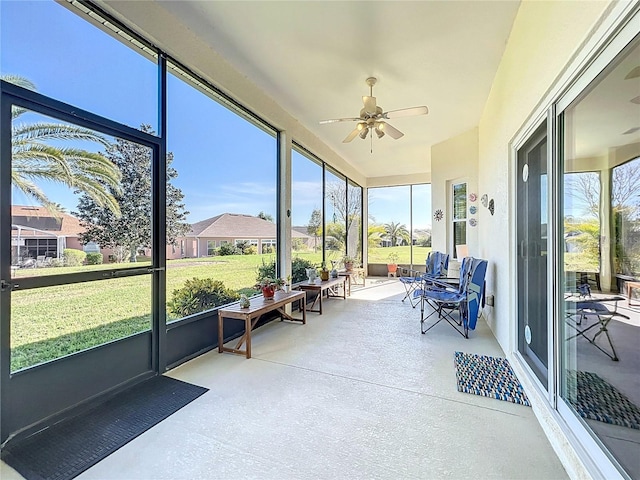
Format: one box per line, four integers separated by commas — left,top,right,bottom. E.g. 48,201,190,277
319,77,428,144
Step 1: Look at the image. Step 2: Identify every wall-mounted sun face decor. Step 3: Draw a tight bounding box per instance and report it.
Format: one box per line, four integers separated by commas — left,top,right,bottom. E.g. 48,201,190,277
469,193,477,202
469,218,477,227
469,206,477,215
434,209,443,221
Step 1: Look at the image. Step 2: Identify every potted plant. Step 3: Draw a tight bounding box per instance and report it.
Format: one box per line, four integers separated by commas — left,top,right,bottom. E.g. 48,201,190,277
255,277,285,300
320,262,330,281
283,274,292,293
387,252,399,276
343,255,356,272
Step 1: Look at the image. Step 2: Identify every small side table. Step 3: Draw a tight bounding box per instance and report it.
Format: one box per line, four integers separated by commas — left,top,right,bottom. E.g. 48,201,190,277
626,281,640,306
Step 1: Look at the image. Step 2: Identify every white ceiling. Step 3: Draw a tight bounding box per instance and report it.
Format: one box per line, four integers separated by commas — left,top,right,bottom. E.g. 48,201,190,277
136,1,522,181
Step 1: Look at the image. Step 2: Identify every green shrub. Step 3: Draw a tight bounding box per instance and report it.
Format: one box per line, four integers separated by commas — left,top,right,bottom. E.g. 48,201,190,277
262,244,274,254
63,248,86,267
48,258,63,267
244,245,258,255
218,243,239,256
85,252,103,265
256,256,316,285
168,277,240,318
256,258,276,283
292,257,315,283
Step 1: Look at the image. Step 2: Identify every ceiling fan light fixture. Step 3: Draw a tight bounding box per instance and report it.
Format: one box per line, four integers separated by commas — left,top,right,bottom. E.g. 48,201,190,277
375,126,385,138
356,122,365,131
359,127,369,139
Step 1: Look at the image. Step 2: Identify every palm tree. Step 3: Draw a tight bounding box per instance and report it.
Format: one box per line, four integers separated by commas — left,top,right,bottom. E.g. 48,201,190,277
5,75,122,215
384,221,410,246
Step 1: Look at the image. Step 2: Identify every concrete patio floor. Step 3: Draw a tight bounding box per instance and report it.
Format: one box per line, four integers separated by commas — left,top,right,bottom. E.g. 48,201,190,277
1,277,568,479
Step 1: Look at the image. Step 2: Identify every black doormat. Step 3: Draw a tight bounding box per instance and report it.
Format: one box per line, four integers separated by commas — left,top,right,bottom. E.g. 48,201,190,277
1,375,208,480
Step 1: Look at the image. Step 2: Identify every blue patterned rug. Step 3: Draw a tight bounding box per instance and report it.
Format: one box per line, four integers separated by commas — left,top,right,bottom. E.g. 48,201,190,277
566,371,640,430
454,351,531,406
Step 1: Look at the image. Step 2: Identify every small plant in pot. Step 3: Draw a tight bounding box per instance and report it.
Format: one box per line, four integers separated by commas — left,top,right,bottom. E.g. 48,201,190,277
320,262,330,281
343,255,356,272
387,252,399,275
255,277,285,300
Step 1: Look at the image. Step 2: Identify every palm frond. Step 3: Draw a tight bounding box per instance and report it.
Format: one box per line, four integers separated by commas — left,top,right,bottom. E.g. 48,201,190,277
12,123,110,147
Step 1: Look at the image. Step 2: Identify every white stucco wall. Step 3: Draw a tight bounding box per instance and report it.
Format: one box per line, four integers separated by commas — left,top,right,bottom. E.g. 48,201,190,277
430,127,479,259
477,0,610,351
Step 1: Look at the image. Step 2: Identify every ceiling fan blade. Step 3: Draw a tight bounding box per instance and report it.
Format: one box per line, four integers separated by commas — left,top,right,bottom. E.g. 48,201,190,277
363,96,377,114
382,122,404,139
382,106,429,119
342,127,361,143
319,117,361,125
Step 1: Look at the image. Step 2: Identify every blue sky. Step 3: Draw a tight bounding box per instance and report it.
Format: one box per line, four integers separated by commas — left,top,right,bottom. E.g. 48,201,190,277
2,0,431,230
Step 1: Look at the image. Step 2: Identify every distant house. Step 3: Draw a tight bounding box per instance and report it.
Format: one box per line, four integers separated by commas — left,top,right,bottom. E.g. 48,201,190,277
11,205,87,264
172,213,312,259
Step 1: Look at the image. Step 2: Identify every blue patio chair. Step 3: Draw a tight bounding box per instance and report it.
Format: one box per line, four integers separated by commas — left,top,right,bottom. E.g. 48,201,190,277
414,256,487,338
399,251,449,307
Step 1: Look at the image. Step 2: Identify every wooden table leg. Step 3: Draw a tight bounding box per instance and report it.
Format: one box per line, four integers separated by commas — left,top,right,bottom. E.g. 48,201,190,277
302,297,307,324
245,316,251,359
218,312,224,353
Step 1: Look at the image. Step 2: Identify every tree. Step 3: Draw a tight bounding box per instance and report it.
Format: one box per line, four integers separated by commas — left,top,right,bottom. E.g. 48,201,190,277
384,222,410,246
307,208,322,250
76,125,190,262
6,75,121,215
257,211,273,222
326,181,362,257
368,224,386,249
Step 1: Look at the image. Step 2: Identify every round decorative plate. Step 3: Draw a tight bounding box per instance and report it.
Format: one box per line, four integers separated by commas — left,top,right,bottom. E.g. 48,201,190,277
469,206,477,215
481,194,488,207
469,218,477,227
469,193,477,202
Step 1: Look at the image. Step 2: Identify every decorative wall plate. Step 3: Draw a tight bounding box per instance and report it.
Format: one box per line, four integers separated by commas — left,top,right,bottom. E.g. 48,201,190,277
469,193,477,202
469,218,477,227
434,209,443,221
481,194,488,207
469,206,477,214
488,199,495,216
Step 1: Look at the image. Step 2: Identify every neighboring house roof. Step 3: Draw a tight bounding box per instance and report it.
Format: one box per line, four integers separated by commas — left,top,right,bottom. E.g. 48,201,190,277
187,213,311,239
11,205,84,237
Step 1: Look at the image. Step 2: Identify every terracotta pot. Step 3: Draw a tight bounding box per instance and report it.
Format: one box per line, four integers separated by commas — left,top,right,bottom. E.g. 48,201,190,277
320,270,329,281
262,285,275,299
345,262,354,272
387,264,398,274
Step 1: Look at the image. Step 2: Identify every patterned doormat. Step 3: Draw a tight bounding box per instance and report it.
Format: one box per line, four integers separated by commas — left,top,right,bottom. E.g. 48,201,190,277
454,351,531,406
566,370,640,430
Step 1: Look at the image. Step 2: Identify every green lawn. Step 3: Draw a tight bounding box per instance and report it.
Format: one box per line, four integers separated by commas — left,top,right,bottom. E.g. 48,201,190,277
10,248,431,371
10,253,321,371
367,246,431,265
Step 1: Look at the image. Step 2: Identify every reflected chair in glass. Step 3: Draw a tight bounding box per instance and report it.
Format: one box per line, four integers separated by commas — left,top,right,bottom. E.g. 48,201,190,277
399,251,449,307
564,287,627,361
414,256,487,338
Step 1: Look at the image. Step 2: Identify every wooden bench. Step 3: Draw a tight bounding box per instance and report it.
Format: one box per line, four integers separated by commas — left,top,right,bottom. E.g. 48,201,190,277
296,276,347,314
218,290,306,359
